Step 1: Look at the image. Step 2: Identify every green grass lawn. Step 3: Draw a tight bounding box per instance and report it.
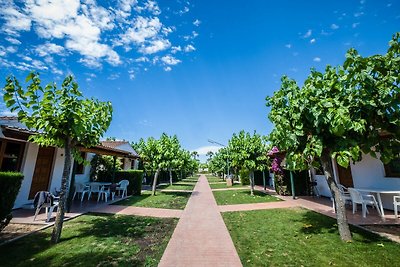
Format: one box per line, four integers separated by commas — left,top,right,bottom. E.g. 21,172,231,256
0,213,177,267
213,189,280,205
207,175,224,183
182,175,199,182
114,190,191,209
209,182,244,189
157,182,195,191
223,208,400,267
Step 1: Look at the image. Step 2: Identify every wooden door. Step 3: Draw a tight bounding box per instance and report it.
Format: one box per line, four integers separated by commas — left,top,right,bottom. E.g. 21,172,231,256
336,164,354,187
29,147,55,199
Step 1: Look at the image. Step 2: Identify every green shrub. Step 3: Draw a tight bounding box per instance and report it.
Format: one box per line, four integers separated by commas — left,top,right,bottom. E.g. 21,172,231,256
115,170,143,196
90,155,122,182
0,172,24,232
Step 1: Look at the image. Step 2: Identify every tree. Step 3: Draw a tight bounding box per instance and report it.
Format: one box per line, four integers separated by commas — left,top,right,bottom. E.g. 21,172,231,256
3,72,112,243
266,33,400,241
228,130,268,195
135,134,187,195
208,148,228,178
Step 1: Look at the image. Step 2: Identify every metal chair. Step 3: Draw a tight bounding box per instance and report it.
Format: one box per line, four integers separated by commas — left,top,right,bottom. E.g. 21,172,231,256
348,188,381,218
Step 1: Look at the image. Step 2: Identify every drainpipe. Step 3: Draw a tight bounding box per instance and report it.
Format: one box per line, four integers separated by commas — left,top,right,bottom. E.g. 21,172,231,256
290,171,296,199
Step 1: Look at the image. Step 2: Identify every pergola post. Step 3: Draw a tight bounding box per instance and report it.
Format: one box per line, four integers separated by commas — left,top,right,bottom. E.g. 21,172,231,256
290,171,296,199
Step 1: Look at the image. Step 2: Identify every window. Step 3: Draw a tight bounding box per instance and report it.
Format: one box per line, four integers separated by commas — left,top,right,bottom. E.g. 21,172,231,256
0,139,25,172
74,152,86,174
384,158,400,178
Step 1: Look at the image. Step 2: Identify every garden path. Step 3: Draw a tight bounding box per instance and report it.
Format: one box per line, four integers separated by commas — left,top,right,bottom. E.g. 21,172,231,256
159,174,242,267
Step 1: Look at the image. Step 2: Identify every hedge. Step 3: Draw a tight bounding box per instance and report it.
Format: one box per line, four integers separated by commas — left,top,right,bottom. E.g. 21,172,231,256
115,170,143,196
0,172,24,232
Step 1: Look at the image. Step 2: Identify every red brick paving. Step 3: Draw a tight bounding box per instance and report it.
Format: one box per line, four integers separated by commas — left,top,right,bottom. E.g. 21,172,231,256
159,174,242,267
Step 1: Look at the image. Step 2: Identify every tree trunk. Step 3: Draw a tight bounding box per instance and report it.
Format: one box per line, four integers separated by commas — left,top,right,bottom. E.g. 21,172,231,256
169,169,173,185
249,171,255,196
320,150,352,242
152,169,160,196
51,138,73,244
262,170,266,190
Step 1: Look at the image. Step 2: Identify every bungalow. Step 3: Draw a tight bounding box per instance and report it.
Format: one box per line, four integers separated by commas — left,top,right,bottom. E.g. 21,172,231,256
312,153,400,210
0,116,140,209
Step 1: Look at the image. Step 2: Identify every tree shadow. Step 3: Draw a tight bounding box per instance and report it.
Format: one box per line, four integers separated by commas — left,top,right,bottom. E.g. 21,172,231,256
295,209,390,243
0,214,176,267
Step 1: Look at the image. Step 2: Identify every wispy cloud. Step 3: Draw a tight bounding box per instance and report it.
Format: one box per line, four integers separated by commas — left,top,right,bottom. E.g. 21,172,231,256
310,38,316,44
303,29,312,38
193,19,201,26
285,44,292,49
331,23,339,30
313,57,321,62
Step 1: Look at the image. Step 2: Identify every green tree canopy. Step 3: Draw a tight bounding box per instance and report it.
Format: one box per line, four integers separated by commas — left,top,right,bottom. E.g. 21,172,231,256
228,130,269,195
3,72,112,243
266,33,400,241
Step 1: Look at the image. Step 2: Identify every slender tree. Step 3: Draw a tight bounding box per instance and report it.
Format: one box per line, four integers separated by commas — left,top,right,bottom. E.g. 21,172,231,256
266,33,400,241
228,130,268,195
3,72,112,243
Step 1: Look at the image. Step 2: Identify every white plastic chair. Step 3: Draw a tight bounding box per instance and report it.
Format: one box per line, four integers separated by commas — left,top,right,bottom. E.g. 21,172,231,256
98,185,115,202
338,184,353,204
73,183,90,202
348,188,381,218
116,180,129,198
33,191,59,222
88,183,102,200
331,184,353,210
394,196,400,218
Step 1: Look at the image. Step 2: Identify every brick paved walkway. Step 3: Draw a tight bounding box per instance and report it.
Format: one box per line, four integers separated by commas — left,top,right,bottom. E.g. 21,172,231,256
159,174,242,267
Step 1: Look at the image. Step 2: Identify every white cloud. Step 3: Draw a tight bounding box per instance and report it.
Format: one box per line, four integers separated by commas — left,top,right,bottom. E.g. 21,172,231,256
352,22,360,28
184,44,196,52
118,16,162,45
354,12,364,17
128,69,135,80
171,46,182,53
0,0,195,75
161,55,181,65
35,43,65,57
164,66,172,72
144,0,161,15
140,39,171,54
303,29,312,38
313,57,321,62
193,19,201,26
331,24,339,30
310,38,316,44
194,145,221,155
5,37,21,45
285,44,292,49
0,2,32,35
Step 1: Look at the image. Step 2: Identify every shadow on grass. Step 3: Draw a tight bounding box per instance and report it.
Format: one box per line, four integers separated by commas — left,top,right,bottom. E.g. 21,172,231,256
0,214,177,267
296,209,388,243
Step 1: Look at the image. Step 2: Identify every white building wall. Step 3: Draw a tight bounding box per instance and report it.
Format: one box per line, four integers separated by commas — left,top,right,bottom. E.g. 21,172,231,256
14,146,92,209
316,153,400,210
13,142,38,209
350,154,400,209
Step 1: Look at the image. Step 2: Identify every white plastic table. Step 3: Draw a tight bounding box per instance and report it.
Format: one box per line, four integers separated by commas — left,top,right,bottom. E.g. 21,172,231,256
356,188,400,217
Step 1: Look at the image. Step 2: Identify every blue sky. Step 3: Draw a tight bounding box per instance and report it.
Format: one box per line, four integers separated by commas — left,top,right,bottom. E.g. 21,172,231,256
0,0,399,161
